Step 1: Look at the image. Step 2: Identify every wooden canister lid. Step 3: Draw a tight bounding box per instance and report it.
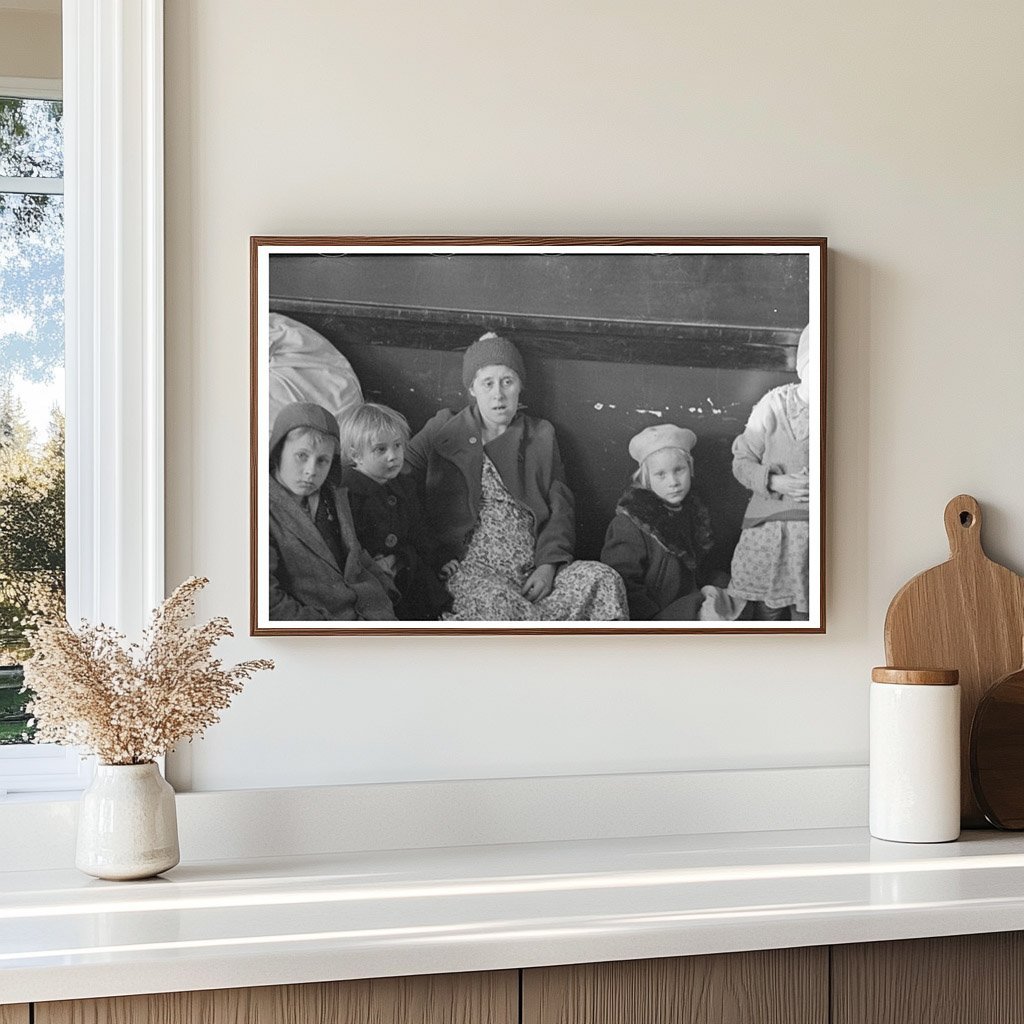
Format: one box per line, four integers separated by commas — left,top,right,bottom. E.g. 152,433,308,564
871,667,959,686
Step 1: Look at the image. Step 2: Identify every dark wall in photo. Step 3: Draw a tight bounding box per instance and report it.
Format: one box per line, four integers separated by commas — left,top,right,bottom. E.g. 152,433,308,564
271,253,808,329
269,252,809,563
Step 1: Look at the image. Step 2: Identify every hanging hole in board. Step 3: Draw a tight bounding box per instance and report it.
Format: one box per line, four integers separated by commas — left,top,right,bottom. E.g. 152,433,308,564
960,511,973,527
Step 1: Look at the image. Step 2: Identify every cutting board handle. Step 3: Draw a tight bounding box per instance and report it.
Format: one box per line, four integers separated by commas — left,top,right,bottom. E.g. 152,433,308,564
944,494,983,559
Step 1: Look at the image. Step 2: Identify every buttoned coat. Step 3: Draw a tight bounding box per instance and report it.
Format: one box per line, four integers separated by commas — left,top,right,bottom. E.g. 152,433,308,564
341,467,449,619
268,477,396,621
405,405,575,568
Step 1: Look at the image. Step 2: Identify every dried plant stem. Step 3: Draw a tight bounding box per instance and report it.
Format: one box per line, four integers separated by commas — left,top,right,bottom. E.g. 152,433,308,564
23,577,273,765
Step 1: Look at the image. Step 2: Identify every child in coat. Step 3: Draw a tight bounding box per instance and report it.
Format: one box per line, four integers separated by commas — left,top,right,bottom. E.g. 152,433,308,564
339,402,450,620
601,424,738,621
268,402,395,622
727,325,812,620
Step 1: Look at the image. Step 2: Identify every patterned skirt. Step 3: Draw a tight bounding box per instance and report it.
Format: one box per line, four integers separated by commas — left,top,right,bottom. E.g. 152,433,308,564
444,457,627,622
728,520,810,614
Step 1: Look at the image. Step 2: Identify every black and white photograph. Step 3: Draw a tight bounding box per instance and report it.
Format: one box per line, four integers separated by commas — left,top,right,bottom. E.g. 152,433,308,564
250,238,826,635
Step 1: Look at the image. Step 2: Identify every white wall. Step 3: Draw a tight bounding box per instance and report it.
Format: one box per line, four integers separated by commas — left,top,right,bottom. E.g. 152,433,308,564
163,0,1024,791
0,8,60,80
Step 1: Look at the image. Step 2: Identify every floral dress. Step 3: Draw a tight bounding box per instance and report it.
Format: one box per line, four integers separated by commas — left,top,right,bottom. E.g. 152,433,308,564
445,457,627,622
728,384,810,615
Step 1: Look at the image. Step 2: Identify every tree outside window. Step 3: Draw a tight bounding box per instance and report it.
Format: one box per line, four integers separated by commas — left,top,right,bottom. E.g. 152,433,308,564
0,94,65,744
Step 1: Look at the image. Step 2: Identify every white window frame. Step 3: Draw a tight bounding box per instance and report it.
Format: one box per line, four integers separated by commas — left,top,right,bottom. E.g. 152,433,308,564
0,77,61,101
0,0,164,799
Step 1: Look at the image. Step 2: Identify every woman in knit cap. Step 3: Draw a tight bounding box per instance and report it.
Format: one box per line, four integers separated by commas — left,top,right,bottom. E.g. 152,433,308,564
405,332,627,621
726,325,813,620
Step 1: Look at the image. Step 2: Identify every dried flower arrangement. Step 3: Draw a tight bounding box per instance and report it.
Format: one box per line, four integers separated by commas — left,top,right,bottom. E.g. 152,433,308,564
23,576,273,765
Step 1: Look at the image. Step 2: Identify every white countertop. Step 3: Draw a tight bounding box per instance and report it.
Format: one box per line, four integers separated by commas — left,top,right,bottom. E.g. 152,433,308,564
5,826,1024,1004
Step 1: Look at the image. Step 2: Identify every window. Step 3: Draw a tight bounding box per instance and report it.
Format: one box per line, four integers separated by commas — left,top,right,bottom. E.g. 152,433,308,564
0,79,83,797
0,4,166,800
0,86,65,736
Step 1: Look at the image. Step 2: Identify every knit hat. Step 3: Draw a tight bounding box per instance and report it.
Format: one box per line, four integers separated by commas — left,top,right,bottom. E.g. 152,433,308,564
269,401,340,461
462,332,526,390
628,424,697,466
796,325,811,380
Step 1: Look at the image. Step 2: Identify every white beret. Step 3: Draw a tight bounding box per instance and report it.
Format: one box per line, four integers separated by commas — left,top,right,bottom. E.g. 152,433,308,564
628,424,697,466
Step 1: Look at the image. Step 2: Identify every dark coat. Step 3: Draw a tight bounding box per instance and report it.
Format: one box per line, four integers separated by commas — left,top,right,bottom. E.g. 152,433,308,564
405,405,575,567
600,486,716,620
341,466,450,620
268,477,396,622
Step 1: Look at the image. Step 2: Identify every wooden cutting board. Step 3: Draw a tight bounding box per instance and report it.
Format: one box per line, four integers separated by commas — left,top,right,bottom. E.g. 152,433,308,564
884,494,1024,827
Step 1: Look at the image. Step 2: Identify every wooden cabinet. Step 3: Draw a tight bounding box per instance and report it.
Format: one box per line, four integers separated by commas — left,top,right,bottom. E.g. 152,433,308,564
18,933,1024,1024
35,971,518,1024
832,932,1024,1024
522,948,828,1024
521,935,1024,1024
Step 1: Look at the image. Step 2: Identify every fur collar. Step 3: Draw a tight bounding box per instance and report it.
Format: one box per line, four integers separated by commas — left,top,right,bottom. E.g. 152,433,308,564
616,486,713,569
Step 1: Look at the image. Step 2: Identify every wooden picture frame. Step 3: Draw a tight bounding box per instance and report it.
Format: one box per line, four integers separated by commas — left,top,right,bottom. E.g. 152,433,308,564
250,237,827,635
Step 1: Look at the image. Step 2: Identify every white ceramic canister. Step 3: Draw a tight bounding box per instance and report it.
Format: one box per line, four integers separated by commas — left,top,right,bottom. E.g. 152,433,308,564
869,667,961,843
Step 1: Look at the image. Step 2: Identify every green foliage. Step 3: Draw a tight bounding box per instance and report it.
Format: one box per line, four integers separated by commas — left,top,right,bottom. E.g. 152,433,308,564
0,665,31,743
0,396,63,743
0,97,62,178
0,97,66,742
1,96,64,385
0,96,62,244
0,388,65,663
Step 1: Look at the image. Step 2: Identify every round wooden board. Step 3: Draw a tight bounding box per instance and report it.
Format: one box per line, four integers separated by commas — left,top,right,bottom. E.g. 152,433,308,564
971,664,1024,829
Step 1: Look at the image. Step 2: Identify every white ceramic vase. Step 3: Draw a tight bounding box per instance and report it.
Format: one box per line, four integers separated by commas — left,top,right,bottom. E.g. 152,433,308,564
76,762,180,880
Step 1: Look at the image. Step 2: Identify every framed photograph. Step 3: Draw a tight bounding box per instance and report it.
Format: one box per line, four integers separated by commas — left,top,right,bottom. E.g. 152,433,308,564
250,237,826,635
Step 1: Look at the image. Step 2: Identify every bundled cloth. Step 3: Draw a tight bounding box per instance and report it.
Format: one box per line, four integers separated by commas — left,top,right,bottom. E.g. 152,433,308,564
268,313,362,433
699,585,747,621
